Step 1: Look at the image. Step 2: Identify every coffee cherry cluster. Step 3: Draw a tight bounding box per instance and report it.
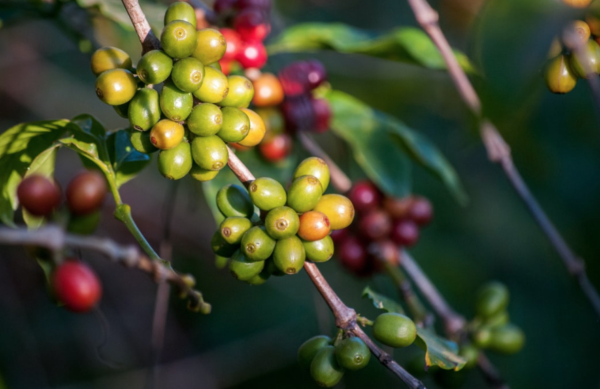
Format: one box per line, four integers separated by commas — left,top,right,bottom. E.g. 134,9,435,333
298,334,371,388
466,282,525,359
333,180,433,277
17,171,107,235
91,1,267,182
211,157,355,284
213,0,271,72
545,19,600,94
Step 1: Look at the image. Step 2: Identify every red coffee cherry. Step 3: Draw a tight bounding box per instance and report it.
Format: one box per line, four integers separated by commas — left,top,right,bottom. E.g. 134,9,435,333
17,175,61,217
259,133,293,162
348,180,381,213
369,240,400,271
305,60,327,90
278,62,311,97
66,171,108,216
220,28,243,61
311,98,331,133
234,8,270,42
330,228,349,246
52,261,102,312
390,219,419,247
408,196,433,226
383,196,413,219
237,40,267,69
359,209,392,241
338,235,371,276
282,95,314,132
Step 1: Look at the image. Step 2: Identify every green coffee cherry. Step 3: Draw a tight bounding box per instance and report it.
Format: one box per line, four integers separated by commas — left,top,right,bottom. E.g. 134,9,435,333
190,164,219,182
188,103,223,136
287,175,323,213
545,55,577,94
334,337,370,370
207,62,222,71
191,135,229,170
303,235,334,263
569,39,600,78
113,102,130,118
475,281,509,319
265,257,285,276
161,20,197,59
67,211,100,235
372,313,417,348
95,69,137,106
310,346,345,388
229,250,265,281
484,310,510,328
128,88,161,131
219,217,253,245
294,157,330,192
241,226,276,262
164,1,196,28
211,230,238,257
193,28,227,65
192,66,229,104
129,129,158,154
157,141,192,180
273,236,305,275
472,326,492,349
245,266,270,285
298,335,332,369
459,344,479,370
91,46,132,76
215,255,229,269
137,50,173,85
488,324,524,355
216,184,254,218
264,206,300,240
160,80,193,121
172,57,205,93
217,107,250,142
248,177,287,211
219,75,254,108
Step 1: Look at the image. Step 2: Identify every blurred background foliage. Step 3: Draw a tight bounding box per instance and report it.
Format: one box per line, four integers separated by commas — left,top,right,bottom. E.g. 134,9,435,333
0,0,599,388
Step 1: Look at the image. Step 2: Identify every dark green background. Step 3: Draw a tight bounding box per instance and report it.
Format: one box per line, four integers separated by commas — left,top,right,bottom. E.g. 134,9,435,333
0,0,598,388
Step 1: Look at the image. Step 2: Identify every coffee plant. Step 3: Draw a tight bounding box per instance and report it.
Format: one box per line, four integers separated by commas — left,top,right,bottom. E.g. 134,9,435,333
0,0,599,388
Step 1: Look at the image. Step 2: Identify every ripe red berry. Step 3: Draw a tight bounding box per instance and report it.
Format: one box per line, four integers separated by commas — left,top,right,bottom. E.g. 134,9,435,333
233,8,270,42
259,133,292,162
383,196,413,219
278,62,311,97
305,60,327,90
214,0,238,14
17,175,61,217
66,171,107,216
359,209,392,241
369,240,400,271
390,219,419,247
348,180,381,213
338,235,371,276
236,40,267,69
52,261,102,312
311,98,331,133
281,95,314,132
220,28,243,61
219,59,233,75
330,228,349,246
408,196,433,226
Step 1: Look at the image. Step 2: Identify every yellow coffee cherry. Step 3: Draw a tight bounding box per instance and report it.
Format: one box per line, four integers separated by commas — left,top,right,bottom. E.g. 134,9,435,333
90,47,132,76
545,55,577,94
562,0,592,8
149,119,185,150
95,69,137,106
238,108,266,147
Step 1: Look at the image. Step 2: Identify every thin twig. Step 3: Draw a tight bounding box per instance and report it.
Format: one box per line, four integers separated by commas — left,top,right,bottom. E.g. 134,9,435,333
477,353,510,389
120,0,160,54
0,225,211,313
406,0,600,319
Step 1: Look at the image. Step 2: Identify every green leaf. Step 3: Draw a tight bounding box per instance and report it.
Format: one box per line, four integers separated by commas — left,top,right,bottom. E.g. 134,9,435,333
0,120,71,226
106,130,151,188
77,0,167,32
70,114,112,166
23,145,62,229
415,327,466,371
325,89,466,203
325,89,412,197
362,286,405,314
268,24,475,72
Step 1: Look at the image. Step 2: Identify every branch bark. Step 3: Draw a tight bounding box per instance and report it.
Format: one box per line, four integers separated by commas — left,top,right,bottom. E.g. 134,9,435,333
0,225,211,313
406,0,600,319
